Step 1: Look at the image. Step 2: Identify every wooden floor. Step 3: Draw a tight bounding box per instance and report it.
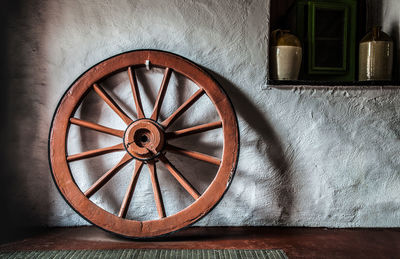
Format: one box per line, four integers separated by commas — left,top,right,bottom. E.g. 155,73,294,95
0,227,399,258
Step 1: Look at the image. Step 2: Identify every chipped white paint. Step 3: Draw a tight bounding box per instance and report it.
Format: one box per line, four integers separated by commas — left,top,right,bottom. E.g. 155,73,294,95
3,0,400,229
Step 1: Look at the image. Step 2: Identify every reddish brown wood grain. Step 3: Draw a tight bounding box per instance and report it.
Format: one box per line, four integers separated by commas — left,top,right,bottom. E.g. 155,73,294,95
67,143,125,162
148,162,166,218
69,118,124,138
165,144,221,166
93,84,133,125
166,121,222,139
151,67,172,121
118,160,144,218
159,155,201,200
49,50,239,238
84,153,133,198
161,89,205,129
128,67,145,119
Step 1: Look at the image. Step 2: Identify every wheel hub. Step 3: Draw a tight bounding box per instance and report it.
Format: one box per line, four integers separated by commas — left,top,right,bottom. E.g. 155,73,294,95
124,119,165,160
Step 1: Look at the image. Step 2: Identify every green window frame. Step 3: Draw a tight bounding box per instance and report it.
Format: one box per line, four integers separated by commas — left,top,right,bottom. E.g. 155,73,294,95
297,0,357,81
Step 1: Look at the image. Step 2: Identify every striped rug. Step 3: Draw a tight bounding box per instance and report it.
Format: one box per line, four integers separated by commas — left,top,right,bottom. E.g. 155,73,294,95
0,249,287,258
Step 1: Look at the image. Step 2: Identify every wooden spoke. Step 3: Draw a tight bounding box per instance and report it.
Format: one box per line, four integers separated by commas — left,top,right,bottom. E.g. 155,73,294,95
150,67,172,121
70,118,124,138
159,155,200,200
165,144,221,166
161,89,204,129
67,143,125,162
148,162,166,218
118,160,144,218
93,83,133,125
166,121,222,139
84,153,133,198
128,67,145,119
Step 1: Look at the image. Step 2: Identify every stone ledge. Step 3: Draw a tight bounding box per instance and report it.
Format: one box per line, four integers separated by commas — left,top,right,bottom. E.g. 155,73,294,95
263,79,400,90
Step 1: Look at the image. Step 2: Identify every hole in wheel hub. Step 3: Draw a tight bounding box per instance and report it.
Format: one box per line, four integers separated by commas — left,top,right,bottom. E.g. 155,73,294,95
134,129,151,147
140,135,149,143
123,119,165,160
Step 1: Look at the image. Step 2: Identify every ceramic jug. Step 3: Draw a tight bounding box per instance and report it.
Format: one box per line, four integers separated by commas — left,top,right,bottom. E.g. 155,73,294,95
270,29,302,80
359,26,393,81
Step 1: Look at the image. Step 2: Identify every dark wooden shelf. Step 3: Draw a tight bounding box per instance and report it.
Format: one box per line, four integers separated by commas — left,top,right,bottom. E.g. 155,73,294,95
267,79,400,90
1,226,399,259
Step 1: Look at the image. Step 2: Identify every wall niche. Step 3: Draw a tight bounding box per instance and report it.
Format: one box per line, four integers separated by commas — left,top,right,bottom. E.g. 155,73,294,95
268,0,399,87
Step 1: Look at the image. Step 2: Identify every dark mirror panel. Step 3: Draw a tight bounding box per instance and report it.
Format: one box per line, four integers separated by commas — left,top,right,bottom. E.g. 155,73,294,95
314,8,345,68
315,8,345,38
315,40,344,67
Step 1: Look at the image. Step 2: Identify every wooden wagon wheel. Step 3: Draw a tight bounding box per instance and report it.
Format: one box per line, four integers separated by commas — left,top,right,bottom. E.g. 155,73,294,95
49,50,239,238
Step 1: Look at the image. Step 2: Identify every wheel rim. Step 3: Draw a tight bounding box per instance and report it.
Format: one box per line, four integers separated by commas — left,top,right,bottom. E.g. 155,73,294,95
49,50,239,238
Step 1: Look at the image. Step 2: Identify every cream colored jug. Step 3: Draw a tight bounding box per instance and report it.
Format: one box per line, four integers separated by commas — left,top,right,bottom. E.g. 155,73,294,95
359,26,393,81
270,29,302,80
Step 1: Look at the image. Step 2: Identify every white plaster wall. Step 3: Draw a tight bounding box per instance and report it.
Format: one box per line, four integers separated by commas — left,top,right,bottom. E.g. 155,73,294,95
4,0,400,229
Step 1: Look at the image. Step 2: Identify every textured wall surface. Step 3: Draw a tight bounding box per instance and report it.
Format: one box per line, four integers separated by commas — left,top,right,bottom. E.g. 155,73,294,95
3,0,400,230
